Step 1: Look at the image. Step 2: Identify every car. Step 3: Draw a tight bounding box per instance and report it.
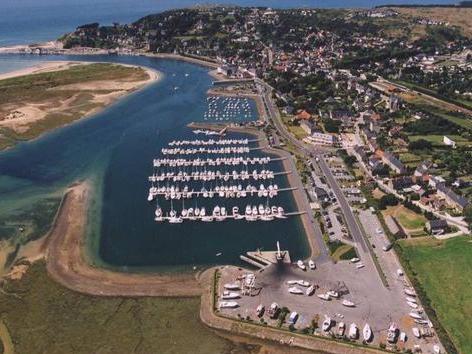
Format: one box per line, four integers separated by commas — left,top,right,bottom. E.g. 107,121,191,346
383,243,393,252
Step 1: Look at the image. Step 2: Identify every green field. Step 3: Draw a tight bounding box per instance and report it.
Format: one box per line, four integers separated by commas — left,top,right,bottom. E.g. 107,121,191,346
409,134,472,147
383,205,426,233
398,237,472,354
0,262,253,354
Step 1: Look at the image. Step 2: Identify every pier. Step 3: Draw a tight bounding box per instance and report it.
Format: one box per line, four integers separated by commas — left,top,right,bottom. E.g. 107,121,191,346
149,135,301,225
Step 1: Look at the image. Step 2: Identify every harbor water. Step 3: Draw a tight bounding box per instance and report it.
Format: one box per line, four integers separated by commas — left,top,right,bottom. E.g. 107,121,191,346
0,54,309,271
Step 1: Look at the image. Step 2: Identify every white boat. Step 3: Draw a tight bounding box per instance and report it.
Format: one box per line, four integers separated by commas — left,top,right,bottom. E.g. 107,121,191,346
256,304,265,317
288,311,298,324
219,301,239,309
356,263,365,269
287,280,298,285
337,322,345,337
224,283,240,290
296,260,306,270
407,301,418,309
154,207,163,221
387,323,398,343
409,312,423,320
342,300,355,307
308,260,316,270
297,280,310,287
322,317,332,332
349,323,358,339
363,323,372,342
406,296,417,303
404,288,416,296
288,287,304,295
433,345,441,354
317,293,331,301
412,327,421,338
350,257,360,263
327,290,339,298
399,332,407,343
267,302,279,318
306,285,315,296
222,291,240,299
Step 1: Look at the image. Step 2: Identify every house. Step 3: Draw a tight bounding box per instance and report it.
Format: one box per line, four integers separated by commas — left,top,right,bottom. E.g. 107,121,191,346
368,155,382,170
414,161,432,178
300,120,315,135
384,215,405,239
217,64,238,77
380,151,406,174
309,131,337,145
429,175,446,189
353,145,367,162
387,94,400,112
426,219,448,235
443,135,457,148
314,186,330,202
452,179,470,188
390,176,414,191
436,184,470,212
296,110,311,120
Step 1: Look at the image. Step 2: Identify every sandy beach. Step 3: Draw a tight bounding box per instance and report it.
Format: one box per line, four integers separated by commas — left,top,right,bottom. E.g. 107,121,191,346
0,61,160,139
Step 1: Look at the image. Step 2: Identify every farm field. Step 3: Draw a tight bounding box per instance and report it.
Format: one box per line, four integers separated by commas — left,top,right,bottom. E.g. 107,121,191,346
398,237,472,354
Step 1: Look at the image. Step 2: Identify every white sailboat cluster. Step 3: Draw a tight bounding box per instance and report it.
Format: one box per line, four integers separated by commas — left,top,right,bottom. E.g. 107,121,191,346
154,203,286,223
148,168,276,182
204,96,253,121
148,183,281,201
153,156,272,168
161,146,250,155
149,136,291,224
168,138,249,146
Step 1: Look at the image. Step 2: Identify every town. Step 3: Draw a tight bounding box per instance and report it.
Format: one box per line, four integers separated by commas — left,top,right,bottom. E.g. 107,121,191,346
5,4,472,354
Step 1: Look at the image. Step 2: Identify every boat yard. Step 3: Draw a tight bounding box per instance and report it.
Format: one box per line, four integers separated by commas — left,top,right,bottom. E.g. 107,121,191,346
215,254,441,353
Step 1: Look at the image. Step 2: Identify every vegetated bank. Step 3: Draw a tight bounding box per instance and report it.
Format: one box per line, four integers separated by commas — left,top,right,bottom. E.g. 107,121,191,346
0,62,157,150
396,237,472,354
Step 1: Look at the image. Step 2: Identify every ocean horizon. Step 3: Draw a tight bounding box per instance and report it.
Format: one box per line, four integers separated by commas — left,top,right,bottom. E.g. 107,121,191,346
0,0,459,47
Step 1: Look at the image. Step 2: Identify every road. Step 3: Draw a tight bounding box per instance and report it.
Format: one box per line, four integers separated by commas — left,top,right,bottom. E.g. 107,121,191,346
317,158,368,254
257,80,381,272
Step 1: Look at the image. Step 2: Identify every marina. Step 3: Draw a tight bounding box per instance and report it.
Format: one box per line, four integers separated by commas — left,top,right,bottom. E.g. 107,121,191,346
204,96,254,121
149,137,303,224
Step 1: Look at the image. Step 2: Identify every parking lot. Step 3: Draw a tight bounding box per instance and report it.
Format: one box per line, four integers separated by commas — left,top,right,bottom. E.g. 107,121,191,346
218,234,443,353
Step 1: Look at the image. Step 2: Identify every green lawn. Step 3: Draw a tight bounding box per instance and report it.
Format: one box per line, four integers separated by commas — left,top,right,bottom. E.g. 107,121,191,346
409,134,472,147
398,237,472,354
383,205,426,231
0,262,248,354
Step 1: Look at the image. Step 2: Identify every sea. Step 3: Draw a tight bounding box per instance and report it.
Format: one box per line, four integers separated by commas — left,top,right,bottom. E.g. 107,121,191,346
0,0,458,47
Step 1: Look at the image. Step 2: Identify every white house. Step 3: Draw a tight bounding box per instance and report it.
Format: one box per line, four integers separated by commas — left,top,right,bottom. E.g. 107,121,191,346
443,136,457,148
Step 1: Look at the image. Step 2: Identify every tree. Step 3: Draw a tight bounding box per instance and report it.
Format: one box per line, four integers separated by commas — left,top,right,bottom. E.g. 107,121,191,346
379,194,398,209
464,205,472,226
409,139,432,151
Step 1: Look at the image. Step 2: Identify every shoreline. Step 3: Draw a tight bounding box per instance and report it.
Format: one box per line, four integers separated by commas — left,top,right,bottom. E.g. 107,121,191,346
0,60,161,151
45,180,202,297
224,125,320,259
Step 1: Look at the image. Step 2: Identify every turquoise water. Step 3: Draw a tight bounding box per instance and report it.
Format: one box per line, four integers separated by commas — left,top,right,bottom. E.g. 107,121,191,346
0,0,457,46
0,54,308,270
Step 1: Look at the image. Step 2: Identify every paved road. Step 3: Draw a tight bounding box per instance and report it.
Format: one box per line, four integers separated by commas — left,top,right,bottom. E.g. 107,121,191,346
257,80,380,271
257,81,329,262
317,158,368,254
